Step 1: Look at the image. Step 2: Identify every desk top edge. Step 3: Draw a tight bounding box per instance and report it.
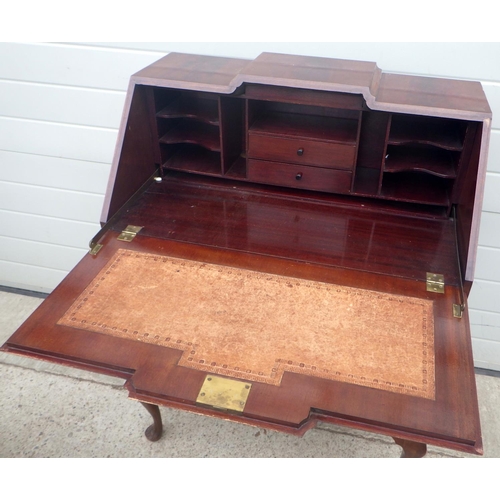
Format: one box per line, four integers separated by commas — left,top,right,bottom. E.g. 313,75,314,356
131,52,492,119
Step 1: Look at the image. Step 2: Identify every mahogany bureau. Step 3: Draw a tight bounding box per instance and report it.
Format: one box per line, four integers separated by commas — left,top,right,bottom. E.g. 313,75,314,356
2,52,492,457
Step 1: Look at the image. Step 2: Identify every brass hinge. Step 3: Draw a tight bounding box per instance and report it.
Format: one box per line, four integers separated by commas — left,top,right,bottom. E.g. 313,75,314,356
426,273,445,294
196,375,251,413
117,225,143,242
89,243,103,256
453,303,464,319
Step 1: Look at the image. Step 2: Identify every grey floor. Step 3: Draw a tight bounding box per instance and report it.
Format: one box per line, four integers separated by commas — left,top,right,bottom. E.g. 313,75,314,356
1,289,499,458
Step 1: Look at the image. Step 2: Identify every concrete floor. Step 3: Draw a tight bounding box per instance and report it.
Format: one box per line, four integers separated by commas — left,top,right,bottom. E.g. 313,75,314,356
1,289,499,458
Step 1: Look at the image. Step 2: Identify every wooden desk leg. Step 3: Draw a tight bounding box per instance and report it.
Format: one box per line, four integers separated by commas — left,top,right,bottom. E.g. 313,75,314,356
140,402,163,442
393,437,427,458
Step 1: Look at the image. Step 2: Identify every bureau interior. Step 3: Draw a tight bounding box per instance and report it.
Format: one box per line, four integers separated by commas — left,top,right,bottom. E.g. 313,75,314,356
107,83,483,289
113,170,462,288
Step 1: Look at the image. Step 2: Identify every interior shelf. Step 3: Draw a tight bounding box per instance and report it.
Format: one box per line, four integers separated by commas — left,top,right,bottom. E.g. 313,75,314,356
380,171,450,206
250,112,359,144
163,145,222,176
159,121,221,152
150,87,476,213
384,146,457,178
388,114,464,150
157,97,219,125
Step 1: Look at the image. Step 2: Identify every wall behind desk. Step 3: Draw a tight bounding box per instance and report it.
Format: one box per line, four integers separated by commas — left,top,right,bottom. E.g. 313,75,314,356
0,42,499,371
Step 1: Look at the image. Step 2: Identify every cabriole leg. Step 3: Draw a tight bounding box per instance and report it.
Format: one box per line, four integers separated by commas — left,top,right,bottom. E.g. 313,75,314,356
393,437,427,458
140,402,163,442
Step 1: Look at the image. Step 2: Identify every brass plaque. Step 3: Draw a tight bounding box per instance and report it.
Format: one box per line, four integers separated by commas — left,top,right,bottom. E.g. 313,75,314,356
196,375,251,412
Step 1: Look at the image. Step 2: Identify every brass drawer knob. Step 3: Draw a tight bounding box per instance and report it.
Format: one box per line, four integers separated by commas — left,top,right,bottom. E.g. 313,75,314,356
297,148,304,156
295,172,303,180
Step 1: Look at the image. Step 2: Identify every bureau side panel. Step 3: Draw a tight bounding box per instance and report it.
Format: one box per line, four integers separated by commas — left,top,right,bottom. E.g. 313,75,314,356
101,84,157,224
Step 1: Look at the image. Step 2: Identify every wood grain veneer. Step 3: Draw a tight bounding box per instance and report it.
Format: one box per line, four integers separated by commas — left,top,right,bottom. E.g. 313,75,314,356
57,248,435,398
2,51,490,456
3,231,481,454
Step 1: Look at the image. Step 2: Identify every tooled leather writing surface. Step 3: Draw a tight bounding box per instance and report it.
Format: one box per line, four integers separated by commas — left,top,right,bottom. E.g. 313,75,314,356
2,51,489,455
57,248,435,399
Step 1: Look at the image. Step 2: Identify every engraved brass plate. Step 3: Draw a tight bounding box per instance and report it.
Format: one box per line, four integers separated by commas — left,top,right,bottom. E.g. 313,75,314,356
196,375,251,412
117,225,143,242
426,273,445,293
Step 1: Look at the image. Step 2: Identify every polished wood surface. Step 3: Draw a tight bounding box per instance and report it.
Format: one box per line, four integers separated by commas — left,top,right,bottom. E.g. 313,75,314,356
105,84,158,219
112,51,490,284
247,159,353,194
0,166,481,451
140,402,163,442
133,52,491,117
2,51,490,457
3,225,482,454
115,173,460,286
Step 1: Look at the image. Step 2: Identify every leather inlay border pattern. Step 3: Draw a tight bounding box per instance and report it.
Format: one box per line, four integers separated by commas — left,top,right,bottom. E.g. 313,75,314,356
57,249,435,399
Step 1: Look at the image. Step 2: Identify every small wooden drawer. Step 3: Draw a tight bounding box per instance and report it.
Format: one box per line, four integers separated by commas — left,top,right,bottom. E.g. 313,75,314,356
248,133,356,170
247,159,352,194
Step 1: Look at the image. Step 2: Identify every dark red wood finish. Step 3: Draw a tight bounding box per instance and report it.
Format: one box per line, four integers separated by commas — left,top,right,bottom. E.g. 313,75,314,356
3,227,481,454
247,160,352,194
2,52,492,457
106,85,158,219
248,132,356,169
114,173,460,285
